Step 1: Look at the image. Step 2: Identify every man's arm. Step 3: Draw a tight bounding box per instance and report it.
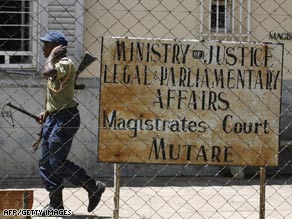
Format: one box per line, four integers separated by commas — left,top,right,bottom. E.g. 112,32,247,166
43,45,67,78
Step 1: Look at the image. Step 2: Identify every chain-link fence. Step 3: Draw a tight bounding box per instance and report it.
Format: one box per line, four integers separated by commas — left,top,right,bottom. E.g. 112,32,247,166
0,0,292,218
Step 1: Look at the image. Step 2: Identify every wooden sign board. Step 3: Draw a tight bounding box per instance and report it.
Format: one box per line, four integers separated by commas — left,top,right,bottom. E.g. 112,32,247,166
98,37,283,166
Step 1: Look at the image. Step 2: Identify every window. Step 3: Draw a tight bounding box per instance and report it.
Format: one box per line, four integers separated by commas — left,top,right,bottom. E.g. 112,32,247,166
211,0,231,33
0,0,37,69
200,0,251,41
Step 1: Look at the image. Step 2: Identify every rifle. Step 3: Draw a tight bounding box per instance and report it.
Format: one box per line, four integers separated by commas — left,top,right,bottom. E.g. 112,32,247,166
75,51,97,90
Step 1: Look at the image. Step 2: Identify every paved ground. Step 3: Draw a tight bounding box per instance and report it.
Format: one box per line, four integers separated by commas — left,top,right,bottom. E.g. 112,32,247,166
1,176,292,219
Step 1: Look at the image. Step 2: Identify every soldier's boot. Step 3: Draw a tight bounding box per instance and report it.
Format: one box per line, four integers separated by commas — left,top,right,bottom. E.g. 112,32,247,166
43,188,64,210
83,179,106,212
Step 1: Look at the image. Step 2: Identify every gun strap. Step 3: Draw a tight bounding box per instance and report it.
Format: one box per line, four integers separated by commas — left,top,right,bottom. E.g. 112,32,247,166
48,62,72,93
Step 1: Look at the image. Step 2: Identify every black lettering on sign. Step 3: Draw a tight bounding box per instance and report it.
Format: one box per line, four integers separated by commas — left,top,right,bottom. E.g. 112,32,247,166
148,137,234,163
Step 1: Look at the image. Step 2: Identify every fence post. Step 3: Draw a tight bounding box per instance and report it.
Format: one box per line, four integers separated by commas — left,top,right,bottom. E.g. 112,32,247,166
259,166,266,219
113,163,121,219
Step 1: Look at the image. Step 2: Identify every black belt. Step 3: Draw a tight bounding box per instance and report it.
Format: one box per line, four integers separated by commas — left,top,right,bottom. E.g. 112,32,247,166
47,106,78,116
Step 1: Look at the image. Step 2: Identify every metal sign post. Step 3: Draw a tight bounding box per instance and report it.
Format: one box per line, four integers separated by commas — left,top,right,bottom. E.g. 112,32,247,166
259,166,266,219
113,163,121,219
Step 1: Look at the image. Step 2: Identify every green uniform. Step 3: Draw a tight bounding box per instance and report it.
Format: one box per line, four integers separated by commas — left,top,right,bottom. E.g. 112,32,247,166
46,57,78,112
